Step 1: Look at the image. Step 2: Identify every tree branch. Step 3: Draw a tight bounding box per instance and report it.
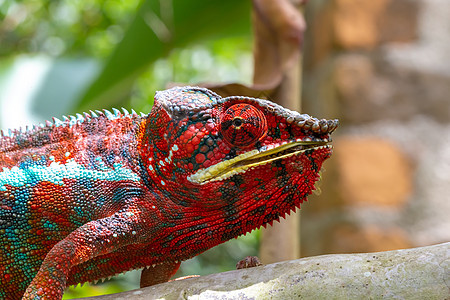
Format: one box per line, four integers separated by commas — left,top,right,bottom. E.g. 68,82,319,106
80,242,449,299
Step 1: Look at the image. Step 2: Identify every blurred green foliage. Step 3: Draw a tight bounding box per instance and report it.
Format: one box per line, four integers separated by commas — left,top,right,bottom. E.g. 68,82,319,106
129,38,253,114
77,0,252,111
1,0,260,298
0,0,139,57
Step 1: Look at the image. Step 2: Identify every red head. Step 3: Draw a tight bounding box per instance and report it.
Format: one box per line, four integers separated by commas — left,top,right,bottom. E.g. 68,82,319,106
139,86,338,256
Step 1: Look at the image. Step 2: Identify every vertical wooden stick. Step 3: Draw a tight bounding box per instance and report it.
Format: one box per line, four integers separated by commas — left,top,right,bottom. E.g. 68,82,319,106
255,0,305,264
259,51,303,264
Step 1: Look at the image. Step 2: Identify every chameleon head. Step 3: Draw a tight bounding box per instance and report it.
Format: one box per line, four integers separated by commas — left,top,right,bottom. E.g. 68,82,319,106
141,86,338,245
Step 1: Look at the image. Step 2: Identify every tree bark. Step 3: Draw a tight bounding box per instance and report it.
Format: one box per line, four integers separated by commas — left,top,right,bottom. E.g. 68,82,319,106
79,242,450,299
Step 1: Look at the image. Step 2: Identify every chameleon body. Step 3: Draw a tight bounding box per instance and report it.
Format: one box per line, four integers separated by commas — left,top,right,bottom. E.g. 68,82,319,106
0,87,338,299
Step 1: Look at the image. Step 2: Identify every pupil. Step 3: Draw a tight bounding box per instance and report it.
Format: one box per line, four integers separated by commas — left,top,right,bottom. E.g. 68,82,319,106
232,118,243,127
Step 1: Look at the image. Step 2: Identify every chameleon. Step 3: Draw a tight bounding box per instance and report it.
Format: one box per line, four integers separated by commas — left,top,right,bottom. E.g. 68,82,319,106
0,86,338,299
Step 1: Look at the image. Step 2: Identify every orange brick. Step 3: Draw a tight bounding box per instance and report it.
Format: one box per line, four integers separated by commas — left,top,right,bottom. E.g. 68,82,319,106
334,137,412,207
333,0,389,49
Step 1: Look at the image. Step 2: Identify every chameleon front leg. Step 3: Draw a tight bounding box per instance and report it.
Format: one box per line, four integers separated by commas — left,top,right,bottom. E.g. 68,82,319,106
23,210,152,300
140,260,181,287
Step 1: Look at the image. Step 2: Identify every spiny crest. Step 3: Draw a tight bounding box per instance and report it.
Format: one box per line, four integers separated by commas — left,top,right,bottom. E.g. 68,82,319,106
0,108,140,152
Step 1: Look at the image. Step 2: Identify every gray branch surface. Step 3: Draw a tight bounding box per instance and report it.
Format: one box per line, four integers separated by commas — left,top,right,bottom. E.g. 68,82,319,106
81,242,449,300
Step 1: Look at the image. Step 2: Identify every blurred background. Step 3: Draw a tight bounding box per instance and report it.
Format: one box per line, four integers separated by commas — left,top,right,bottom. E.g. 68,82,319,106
1,0,449,298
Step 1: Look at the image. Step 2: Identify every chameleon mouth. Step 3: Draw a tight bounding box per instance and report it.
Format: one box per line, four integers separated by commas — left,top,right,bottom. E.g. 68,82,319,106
187,140,332,184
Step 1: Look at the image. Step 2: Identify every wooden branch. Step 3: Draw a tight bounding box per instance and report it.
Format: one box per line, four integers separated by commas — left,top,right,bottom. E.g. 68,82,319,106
80,242,449,299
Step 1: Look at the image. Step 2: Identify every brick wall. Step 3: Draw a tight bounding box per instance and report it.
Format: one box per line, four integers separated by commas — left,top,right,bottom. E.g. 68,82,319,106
300,0,450,256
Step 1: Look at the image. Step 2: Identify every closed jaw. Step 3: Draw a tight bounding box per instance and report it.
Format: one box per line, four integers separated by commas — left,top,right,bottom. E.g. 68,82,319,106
187,141,331,184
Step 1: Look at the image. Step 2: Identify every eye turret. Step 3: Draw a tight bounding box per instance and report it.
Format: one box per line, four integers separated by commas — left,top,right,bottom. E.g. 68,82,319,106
220,104,267,147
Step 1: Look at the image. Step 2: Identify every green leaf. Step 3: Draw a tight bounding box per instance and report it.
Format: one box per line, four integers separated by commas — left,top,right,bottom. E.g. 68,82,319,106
77,0,251,111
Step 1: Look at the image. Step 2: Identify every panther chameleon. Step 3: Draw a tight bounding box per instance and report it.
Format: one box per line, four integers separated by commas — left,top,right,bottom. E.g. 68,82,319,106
0,86,338,299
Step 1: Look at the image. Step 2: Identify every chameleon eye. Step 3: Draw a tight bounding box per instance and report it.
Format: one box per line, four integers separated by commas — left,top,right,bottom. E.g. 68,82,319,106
220,103,267,147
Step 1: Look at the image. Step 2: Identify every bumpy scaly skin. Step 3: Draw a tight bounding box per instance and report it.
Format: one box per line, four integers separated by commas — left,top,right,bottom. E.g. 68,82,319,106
0,87,337,300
